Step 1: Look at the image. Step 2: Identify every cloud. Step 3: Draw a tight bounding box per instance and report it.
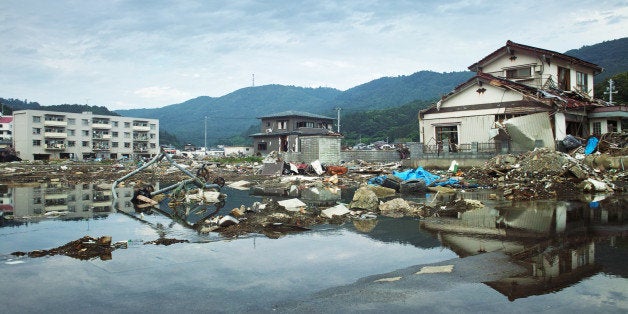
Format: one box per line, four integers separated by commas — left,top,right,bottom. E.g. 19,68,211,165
0,0,626,109
134,86,190,100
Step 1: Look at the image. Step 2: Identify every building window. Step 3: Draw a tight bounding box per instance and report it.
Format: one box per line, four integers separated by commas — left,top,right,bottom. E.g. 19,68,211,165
607,120,617,133
576,72,588,92
296,121,315,128
557,66,570,91
82,141,90,147
435,125,459,152
112,121,118,127
150,124,156,130
124,142,130,148
33,116,41,123
82,119,89,126
150,143,156,148
258,142,267,151
68,141,75,147
68,118,75,125
33,140,41,146
32,128,41,134
112,132,118,137
277,120,288,130
82,130,89,136
68,129,75,136
112,142,118,148
124,132,130,138
506,67,531,79
592,122,601,135
124,122,130,128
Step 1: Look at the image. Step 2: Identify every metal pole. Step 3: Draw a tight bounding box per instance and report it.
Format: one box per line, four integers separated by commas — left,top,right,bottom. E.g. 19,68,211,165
334,107,341,133
204,116,207,154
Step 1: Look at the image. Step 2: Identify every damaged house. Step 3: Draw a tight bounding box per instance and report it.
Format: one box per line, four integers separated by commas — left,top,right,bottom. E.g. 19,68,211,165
419,40,622,154
250,111,342,162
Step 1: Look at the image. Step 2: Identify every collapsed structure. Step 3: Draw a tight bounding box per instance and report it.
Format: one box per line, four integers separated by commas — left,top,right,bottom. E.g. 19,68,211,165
419,40,625,154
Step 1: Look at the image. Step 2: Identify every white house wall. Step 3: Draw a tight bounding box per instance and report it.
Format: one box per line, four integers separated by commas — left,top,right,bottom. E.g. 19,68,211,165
421,114,497,144
481,52,540,76
420,85,523,144
439,84,523,109
479,50,596,97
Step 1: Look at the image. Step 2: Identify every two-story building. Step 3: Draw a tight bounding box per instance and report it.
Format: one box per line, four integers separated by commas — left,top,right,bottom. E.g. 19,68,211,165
250,111,338,155
418,40,619,154
12,110,160,161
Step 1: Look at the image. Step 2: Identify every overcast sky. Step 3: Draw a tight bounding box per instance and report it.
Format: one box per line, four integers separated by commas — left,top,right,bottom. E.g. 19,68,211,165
1,0,626,110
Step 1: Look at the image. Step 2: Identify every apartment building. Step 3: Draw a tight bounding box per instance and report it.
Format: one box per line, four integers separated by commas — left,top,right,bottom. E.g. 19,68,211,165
0,116,12,149
13,110,159,161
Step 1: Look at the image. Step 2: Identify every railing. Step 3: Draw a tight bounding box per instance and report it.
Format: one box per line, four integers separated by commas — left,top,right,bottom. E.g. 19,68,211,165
421,141,512,156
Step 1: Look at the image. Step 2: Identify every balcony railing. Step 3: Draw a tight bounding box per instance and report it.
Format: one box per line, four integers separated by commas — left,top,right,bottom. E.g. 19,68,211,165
45,144,66,150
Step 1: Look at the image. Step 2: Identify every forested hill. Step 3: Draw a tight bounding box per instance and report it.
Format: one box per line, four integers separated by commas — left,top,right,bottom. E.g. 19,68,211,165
333,71,473,111
565,37,628,82
117,85,343,146
0,98,118,116
116,71,471,146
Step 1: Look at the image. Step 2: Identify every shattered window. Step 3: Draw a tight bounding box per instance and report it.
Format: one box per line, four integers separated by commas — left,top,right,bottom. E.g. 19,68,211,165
576,72,588,92
558,67,570,91
436,125,459,152
607,120,617,133
258,142,267,151
277,121,288,130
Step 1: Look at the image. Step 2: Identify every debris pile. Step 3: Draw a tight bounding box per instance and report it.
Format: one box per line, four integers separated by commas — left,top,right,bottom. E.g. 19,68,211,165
468,148,622,200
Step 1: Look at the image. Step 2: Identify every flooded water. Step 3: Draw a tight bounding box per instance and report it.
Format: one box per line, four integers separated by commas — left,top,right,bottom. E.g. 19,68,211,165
0,183,626,313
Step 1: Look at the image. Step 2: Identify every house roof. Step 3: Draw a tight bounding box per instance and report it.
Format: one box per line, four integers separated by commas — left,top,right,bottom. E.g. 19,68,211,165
257,110,334,120
468,40,603,74
421,72,605,116
250,128,341,138
0,116,13,123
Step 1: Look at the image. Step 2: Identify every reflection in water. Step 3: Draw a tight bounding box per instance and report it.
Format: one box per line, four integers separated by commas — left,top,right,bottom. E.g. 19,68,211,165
0,182,136,223
421,197,626,300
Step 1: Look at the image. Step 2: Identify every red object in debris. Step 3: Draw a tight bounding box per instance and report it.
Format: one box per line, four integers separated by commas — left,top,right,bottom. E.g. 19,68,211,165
0,204,14,212
326,166,348,175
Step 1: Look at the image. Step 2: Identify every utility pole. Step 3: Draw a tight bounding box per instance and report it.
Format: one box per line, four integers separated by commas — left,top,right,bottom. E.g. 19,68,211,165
604,79,618,105
334,107,341,133
204,116,208,155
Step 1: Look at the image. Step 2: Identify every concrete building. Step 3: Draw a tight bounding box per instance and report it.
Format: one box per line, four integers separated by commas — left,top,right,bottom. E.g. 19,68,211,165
250,110,339,156
0,116,13,149
12,110,159,161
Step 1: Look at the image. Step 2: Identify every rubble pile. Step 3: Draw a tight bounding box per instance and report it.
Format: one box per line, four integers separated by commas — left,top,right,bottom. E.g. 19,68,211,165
473,148,622,200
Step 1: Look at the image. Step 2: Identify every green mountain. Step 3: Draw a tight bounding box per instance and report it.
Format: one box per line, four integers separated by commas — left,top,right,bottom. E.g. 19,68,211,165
0,98,119,116
565,37,628,82
333,71,473,111
116,85,342,147
115,71,471,146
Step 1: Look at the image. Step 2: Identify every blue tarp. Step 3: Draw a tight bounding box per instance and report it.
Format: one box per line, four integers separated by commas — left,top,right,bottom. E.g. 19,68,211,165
585,137,599,155
368,175,387,185
393,167,441,186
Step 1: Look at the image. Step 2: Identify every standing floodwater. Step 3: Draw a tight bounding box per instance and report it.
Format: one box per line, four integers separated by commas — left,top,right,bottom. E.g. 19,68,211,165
0,183,626,313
